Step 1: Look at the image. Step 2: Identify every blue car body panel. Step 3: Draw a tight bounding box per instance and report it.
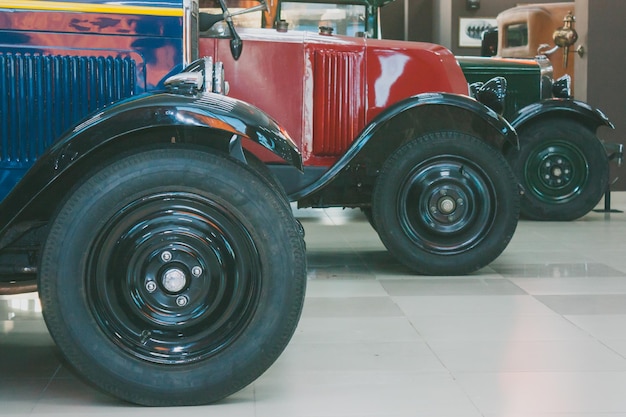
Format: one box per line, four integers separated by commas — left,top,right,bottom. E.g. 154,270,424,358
0,0,188,199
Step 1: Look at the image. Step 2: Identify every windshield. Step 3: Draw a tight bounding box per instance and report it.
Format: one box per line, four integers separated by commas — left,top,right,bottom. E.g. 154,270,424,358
199,0,370,36
199,0,263,27
281,2,367,36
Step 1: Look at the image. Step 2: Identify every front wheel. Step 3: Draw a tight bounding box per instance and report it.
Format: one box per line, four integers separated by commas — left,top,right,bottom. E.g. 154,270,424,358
372,132,519,275
39,148,306,406
506,119,609,221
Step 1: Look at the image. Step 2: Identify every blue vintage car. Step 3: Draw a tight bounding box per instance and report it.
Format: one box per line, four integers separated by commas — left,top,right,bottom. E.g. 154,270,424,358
0,0,306,406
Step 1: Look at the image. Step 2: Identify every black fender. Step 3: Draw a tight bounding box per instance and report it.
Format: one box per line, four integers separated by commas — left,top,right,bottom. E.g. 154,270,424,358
290,92,517,202
511,98,615,132
0,91,302,235
510,98,623,167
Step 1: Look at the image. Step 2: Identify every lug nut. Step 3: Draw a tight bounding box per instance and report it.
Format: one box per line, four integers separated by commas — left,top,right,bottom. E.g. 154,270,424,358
161,251,172,262
145,281,157,293
191,266,203,277
176,295,189,307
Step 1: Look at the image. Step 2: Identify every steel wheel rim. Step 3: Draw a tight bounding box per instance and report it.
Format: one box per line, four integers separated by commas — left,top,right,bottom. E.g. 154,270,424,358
397,155,496,255
87,192,261,365
524,140,589,203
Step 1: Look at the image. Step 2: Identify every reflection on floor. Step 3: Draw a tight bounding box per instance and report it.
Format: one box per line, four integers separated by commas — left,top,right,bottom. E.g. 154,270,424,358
3,194,626,416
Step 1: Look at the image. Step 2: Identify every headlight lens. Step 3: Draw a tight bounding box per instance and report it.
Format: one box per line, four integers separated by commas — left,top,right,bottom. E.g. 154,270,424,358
552,74,572,98
165,57,229,96
473,77,507,115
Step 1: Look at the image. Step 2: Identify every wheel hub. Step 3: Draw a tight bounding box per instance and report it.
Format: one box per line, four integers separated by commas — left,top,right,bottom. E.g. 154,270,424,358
87,192,262,364
438,196,457,214
397,157,495,255
426,187,467,226
161,267,187,294
540,157,572,187
524,141,591,204
141,247,204,307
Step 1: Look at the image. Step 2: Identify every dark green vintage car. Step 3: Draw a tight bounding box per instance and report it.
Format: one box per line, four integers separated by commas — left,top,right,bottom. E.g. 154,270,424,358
459,55,556,121
267,0,622,221
459,55,619,221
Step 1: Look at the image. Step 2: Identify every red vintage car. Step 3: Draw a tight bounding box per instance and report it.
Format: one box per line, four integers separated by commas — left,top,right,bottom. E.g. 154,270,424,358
198,1,520,276
217,0,623,223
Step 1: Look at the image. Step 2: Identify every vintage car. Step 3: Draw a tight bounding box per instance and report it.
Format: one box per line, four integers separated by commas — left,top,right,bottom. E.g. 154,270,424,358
470,2,622,220
460,55,618,221
199,0,521,276
491,2,579,82
0,0,307,406
261,0,621,221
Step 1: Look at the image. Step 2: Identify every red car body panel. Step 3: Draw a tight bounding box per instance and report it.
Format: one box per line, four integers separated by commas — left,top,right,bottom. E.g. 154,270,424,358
199,28,469,166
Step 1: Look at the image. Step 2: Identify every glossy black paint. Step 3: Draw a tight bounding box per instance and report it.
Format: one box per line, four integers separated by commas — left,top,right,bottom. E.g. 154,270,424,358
0,90,302,236
397,154,496,254
289,92,517,203
511,99,614,131
88,190,261,364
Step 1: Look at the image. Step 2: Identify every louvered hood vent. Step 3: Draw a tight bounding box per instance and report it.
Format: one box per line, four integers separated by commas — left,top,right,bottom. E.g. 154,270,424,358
0,53,136,165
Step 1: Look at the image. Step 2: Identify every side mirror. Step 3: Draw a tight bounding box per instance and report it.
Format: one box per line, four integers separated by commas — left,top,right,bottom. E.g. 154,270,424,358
199,13,227,32
230,37,243,60
200,0,268,61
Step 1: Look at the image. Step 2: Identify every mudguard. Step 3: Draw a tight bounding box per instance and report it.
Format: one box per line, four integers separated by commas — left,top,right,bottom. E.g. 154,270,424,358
291,92,517,201
511,99,615,131
0,91,302,234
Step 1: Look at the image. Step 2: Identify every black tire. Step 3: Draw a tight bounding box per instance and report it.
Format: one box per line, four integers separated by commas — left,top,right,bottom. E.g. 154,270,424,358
38,148,306,406
372,132,519,275
243,150,305,237
505,119,609,221
244,150,291,205
360,207,376,230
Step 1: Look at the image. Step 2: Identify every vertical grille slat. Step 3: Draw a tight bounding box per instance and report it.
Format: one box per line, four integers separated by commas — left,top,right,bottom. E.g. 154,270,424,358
0,52,136,166
312,50,364,157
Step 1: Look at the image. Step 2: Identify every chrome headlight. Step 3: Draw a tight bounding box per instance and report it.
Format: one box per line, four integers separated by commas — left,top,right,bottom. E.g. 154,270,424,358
165,57,229,95
472,76,507,115
212,61,229,95
552,74,572,98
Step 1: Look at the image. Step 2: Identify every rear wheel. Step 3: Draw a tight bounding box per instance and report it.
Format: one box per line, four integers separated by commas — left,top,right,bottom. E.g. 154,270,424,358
372,132,519,275
39,148,306,406
506,119,608,221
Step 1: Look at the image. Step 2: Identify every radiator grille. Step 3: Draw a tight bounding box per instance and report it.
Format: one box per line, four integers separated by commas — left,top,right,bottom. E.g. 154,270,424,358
312,50,364,157
0,53,136,165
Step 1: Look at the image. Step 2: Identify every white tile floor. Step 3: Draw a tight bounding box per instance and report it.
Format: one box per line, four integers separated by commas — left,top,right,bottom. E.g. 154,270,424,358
3,193,626,416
